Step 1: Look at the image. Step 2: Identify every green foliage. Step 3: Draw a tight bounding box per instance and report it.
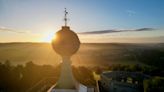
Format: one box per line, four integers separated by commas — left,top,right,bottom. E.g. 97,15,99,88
0,60,59,92
72,66,96,86
144,77,164,92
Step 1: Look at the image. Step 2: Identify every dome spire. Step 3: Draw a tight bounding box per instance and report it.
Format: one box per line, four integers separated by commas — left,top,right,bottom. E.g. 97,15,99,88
64,8,68,26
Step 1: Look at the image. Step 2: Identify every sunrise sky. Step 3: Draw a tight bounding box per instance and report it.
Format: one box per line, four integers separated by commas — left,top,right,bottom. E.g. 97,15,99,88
0,0,164,43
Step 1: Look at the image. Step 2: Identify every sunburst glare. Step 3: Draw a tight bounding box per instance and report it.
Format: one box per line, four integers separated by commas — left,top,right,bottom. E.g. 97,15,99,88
43,32,56,43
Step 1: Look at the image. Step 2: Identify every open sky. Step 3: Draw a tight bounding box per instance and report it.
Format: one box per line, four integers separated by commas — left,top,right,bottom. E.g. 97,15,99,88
0,0,164,43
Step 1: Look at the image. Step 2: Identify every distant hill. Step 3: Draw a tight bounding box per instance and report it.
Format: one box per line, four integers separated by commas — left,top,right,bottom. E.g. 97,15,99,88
0,42,164,68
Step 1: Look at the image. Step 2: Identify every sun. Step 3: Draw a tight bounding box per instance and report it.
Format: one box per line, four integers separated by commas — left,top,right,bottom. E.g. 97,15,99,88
43,32,57,43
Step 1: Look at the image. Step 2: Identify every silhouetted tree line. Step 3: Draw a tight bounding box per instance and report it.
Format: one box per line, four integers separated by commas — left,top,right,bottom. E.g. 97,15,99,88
0,60,163,92
92,64,164,77
0,60,60,92
108,64,161,76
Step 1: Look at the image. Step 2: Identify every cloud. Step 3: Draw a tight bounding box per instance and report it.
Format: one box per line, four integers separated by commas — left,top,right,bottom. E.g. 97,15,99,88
78,30,121,34
0,27,28,33
78,28,155,35
135,28,155,31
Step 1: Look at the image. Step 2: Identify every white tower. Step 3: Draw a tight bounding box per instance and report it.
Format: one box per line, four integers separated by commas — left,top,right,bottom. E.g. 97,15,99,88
50,8,81,92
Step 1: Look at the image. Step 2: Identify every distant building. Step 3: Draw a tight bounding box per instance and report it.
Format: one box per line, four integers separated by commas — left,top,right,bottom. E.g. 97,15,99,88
98,71,150,92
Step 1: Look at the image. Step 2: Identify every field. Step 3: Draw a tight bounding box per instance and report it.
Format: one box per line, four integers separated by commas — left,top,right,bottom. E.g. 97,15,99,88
0,43,164,68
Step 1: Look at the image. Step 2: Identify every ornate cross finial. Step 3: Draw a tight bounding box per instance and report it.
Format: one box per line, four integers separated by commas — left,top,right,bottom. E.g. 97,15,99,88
64,8,68,26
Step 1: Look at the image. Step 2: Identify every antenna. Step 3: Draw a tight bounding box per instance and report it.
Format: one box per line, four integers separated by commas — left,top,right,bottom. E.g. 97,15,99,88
64,8,68,26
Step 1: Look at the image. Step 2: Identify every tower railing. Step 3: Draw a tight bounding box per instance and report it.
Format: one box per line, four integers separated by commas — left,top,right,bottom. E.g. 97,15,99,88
26,77,57,92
